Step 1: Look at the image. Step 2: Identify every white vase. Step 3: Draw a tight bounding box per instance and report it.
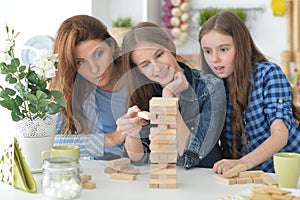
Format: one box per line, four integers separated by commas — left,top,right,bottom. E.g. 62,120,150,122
15,115,56,173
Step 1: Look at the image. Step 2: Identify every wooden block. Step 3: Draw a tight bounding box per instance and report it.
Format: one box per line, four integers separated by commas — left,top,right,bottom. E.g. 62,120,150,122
150,114,177,125
150,143,177,151
150,97,178,107
81,174,92,183
150,139,176,144
108,157,130,167
150,152,177,163
113,163,130,171
238,170,264,178
253,177,263,183
104,167,118,174
214,175,237,185
149,178,176,185
110,173,136,181
82,181,96,189
261,173,278,186
222,164,247,178
150,163,169,171
150,128,177,135
236,177,252,184
137,111,150,120
150,174,177,179
121,166,140,175
160,184,176,189
150,134,176,141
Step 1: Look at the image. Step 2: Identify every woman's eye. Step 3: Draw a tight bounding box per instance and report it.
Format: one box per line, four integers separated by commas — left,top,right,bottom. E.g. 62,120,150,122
94,50,103,58
76,60,87,66
140,62,149,68
156,51,164,58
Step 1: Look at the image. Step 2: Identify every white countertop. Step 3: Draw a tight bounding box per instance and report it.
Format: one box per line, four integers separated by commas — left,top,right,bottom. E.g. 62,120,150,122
0,159,298,200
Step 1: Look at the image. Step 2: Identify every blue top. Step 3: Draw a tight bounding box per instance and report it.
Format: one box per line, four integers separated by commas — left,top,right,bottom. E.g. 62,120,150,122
54,85,127,160
95,87,126,155
223,62,300,172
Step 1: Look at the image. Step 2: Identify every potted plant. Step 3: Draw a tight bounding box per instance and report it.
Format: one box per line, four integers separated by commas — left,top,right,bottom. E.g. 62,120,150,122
198,8,247,26
0,25,66,171
111,16,133,45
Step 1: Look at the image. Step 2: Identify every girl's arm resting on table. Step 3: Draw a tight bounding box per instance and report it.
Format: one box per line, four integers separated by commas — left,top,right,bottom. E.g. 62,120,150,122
214,119,288,173
241,119,288,170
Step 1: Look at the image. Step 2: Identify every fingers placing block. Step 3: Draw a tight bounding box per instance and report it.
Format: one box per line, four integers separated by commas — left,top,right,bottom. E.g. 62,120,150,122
222,164,247,178
137,111,151,120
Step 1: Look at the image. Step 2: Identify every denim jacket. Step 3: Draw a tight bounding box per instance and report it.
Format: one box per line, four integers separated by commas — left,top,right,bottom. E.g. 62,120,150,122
137,62,226,168
176,62,226,169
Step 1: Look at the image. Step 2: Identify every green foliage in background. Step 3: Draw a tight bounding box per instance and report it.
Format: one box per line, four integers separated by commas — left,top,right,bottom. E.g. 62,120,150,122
112,17,133,27
199,8,247,26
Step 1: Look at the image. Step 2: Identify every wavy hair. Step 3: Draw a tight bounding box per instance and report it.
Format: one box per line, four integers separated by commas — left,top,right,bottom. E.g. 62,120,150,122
198,11,300,158
50,15,122,134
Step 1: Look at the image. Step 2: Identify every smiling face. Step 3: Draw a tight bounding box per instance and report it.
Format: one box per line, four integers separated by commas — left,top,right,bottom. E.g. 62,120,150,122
75,39,115,91
200,30,236,83
131,42,181,87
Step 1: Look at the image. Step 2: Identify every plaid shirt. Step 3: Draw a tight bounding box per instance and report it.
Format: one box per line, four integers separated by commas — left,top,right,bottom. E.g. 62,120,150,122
223,62,300,172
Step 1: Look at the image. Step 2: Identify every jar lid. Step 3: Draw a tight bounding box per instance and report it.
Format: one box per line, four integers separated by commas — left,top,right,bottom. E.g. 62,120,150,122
43,157,79,169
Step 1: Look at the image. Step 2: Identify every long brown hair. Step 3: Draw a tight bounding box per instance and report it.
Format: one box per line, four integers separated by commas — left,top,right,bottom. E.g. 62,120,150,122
50,15,122,134
198,11,300,158
121,22,176,111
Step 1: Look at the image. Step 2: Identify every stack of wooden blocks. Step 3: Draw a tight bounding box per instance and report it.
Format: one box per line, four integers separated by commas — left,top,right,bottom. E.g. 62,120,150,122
148,97,178,189
215,164,278,186
104,158,140,181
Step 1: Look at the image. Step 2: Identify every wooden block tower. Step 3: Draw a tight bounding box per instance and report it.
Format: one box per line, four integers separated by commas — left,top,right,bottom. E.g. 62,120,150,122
148,97,178,189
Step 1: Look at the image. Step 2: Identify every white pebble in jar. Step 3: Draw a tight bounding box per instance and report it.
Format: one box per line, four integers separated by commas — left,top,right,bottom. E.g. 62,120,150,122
42,157,82,200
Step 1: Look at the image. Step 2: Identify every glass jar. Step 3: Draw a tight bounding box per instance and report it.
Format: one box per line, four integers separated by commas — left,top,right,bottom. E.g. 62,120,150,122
41,157,82,200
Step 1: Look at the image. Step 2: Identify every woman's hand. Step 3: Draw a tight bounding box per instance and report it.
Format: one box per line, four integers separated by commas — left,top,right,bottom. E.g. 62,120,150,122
116,105,147,138
162,71,189,97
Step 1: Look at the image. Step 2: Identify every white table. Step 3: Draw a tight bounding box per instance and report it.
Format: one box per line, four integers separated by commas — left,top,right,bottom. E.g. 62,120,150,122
0,159,298,200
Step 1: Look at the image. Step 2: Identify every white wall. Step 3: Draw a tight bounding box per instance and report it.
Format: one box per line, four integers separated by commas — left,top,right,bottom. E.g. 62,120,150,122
0,0,92,124
185,0,287,64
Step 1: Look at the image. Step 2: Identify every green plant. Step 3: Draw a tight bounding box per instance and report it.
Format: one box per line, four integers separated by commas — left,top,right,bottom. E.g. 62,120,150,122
198,8,247,26
112,17,133,27
0,25,66,121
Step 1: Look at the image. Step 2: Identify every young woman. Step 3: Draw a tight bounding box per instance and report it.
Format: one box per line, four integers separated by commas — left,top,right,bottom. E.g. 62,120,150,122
50,15,139,160
116,22,226,168
198,11,300,173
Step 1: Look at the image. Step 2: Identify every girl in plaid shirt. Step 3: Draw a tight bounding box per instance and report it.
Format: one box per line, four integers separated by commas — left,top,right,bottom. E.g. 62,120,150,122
199,11,300,172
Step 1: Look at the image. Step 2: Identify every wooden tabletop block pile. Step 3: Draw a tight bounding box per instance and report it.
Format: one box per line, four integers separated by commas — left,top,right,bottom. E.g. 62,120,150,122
104,158,140,181
81,174,96,189
250,185,300,200
215,164,278,186
148,97,178,189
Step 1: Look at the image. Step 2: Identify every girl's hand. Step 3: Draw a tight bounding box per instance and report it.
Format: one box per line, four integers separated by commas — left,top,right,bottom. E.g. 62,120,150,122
116,105,147,138
213,159,248,174
162,71,188,97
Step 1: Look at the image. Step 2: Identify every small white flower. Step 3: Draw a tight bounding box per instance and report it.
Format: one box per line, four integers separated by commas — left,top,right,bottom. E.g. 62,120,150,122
0,40,13,53
31,49,58,79
0,51,12,65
